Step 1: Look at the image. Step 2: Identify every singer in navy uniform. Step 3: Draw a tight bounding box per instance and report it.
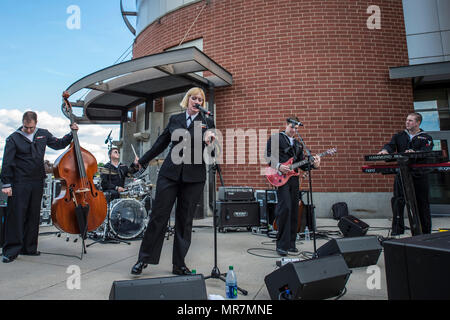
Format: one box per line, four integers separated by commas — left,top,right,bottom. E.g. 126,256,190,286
131,87,215,275
266,117,320,256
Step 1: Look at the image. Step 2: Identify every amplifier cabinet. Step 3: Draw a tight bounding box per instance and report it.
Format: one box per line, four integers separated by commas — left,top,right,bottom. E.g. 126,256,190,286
255,190,277,224
216,201,260,230
218,186,255,202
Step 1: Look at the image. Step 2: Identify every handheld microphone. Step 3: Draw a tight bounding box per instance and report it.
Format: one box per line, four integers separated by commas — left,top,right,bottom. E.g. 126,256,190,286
287,118,303,127
194,104,214,116
104,130,112,144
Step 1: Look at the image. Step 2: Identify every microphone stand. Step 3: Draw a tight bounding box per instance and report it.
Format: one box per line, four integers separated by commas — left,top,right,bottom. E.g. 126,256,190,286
105,130,113,151
294,128,318,258
198,108,248,296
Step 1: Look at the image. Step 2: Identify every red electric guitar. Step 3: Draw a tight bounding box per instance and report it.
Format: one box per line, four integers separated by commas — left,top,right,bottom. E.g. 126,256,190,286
265,148,337,187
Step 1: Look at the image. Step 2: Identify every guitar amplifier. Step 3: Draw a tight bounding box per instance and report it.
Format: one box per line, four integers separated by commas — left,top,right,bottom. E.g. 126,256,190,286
216,201,260,230
218,186,255,202
255,190,277,225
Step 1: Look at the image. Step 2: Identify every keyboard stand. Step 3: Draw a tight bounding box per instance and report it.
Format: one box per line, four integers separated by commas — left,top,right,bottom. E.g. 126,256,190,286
397,157,423,236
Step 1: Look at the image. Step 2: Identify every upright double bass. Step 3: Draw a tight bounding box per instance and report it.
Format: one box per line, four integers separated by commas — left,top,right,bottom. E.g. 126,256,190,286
51,92,107,236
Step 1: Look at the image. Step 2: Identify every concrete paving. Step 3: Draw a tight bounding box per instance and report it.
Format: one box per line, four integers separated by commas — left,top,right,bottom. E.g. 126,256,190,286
1,216,450,300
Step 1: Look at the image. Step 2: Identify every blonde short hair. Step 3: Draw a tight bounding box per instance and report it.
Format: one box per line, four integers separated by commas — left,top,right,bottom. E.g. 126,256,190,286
180,87,206,109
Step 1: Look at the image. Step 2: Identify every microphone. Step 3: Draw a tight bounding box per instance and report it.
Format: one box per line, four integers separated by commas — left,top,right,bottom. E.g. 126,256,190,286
105,130,112,144
194,104,214,116
287,118,303,127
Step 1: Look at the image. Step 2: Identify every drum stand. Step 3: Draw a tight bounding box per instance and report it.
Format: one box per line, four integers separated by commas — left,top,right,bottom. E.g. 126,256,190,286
166,216,175,240
87,202,131,247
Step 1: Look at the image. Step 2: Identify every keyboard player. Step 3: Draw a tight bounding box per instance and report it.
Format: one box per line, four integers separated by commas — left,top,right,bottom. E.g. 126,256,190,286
378,112,434,235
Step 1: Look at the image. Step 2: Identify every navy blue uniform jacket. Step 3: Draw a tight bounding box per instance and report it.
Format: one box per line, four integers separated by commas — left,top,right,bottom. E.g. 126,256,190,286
138,112,215,183
1,127,73,186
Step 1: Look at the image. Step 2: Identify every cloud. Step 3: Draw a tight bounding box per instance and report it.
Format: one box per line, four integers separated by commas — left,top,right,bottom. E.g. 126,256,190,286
0,108,120,165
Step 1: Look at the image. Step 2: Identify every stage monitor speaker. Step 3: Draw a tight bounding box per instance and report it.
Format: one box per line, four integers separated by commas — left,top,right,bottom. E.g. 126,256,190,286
316,236,382,268
264,254,351,300
109,274,207,300
384,232,450,300
216,201,260,229
338,215,369,237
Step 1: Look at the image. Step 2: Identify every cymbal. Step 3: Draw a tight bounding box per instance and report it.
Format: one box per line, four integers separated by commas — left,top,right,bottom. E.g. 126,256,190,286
148,159,165,166
97,167,118,175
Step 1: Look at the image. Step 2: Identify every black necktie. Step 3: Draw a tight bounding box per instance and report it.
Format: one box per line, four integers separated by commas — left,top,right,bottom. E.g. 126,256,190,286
187,116,192,127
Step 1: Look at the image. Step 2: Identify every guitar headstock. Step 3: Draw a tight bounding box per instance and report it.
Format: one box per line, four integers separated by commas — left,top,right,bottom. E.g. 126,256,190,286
324,148,337,156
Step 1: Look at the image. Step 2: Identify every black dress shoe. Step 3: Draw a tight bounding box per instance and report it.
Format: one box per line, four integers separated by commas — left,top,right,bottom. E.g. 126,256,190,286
276,248,288,256
21,251,41,256
2,255,17,263
131,261,148,275
172,265,192,276
288,248,299,253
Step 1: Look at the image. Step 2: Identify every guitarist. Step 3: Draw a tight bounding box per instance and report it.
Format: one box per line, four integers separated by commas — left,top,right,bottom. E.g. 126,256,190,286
266,117,320,256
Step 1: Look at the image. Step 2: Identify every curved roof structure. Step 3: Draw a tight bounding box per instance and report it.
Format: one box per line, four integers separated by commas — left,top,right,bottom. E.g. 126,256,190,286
63,47,232,124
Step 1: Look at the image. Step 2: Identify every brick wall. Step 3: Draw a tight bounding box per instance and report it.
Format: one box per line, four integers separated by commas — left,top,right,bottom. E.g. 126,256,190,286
133,0,412,192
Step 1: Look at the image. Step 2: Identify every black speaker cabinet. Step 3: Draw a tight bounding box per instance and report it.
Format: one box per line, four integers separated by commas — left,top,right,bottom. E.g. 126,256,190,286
384,232,450,300
255,190,277,225
338,215,369,237
264,254,351,300
316,236,382,268
109,274,207,300
216,201,260,229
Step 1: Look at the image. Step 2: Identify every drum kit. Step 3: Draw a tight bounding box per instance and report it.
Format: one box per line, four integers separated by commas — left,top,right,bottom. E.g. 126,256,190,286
88,164,159,243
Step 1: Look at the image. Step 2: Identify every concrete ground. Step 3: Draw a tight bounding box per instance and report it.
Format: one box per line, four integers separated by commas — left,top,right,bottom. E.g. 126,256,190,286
1,216,450,300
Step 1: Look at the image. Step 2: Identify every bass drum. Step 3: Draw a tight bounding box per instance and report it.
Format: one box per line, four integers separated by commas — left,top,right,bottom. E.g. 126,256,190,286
109,198,148,240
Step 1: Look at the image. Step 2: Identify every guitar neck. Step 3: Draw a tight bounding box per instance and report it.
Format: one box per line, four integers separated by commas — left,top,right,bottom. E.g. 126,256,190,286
72,129,87,179
291,150,333,170
68,110,87,179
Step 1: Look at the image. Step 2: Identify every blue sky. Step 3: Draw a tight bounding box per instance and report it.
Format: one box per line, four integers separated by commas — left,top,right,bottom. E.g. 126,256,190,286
0,0,136,163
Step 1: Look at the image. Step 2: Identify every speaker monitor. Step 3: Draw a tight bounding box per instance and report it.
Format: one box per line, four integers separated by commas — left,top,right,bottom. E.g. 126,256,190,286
338,215,369,237
109,274,207,300
264,254,351,300
316,236,382,268
216,201,260,229
384,232,450,300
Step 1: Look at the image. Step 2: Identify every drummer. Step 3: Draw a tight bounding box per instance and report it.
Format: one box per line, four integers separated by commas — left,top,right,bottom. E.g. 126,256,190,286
100,147,132,201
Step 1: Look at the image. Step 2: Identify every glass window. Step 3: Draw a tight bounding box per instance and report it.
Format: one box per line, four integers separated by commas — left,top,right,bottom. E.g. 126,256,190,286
414,88,450,212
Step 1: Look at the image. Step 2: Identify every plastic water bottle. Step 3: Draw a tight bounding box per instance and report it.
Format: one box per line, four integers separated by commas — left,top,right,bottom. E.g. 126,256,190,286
225,266,238,299
304,226,310,241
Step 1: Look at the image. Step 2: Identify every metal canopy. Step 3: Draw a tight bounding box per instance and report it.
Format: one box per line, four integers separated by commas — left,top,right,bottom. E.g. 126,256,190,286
389,61,450,89
64,47,232,124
